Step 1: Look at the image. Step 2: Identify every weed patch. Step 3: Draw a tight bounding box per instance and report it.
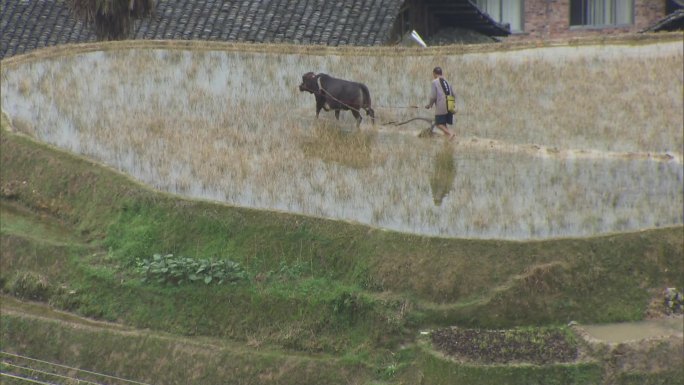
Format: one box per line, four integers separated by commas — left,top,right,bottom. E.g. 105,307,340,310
5,271,51,301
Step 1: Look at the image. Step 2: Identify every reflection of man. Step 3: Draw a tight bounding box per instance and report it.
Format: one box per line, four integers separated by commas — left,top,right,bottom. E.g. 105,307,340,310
425,66,455,140
430,143,456,206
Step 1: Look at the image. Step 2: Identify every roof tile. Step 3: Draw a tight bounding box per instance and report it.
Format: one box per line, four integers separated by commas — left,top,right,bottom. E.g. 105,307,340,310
2,0,512,59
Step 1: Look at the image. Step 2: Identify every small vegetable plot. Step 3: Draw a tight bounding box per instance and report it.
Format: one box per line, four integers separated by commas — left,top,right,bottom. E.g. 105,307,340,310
136,254,247,285
431,326,579,364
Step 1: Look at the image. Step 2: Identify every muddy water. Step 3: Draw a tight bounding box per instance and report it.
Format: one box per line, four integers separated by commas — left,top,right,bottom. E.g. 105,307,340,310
581,317,683,343
2,48,682,240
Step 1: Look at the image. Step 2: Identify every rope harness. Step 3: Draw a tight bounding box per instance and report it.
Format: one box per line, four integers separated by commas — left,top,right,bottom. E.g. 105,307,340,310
301,73,441,134
299,74,367,115
381,116,436,137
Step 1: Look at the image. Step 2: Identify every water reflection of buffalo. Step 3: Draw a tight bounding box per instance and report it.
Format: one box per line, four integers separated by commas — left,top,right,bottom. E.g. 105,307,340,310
299,72,375,128
300,125,376,169
430,143,456,206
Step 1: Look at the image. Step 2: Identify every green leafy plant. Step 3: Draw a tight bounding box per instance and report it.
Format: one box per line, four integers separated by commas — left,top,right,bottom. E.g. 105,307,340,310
136,253,248,285
268,259,310,281
380,363,398,379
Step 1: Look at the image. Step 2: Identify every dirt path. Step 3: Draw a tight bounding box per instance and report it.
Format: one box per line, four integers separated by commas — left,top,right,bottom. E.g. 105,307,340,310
0,295,341,362
1,295,137,333
299,112,683,164
450,135,681,164
379,124,683,164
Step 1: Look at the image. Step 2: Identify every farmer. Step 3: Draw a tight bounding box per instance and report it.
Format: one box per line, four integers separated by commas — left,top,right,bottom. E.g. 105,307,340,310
425,66,455,140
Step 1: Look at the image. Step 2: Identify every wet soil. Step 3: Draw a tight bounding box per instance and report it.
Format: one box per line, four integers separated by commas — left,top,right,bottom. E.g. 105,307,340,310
579,317,683,343
431,327,578,365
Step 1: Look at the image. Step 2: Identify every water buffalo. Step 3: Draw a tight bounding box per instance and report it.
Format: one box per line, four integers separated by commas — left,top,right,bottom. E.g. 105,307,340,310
298,72,375,128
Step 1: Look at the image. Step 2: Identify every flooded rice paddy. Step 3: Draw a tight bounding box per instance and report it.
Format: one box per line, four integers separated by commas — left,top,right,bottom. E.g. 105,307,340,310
580,316,683,343
1,44,682,240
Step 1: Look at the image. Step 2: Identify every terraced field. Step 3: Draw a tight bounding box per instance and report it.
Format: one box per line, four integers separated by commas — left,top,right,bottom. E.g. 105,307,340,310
1,35,682,384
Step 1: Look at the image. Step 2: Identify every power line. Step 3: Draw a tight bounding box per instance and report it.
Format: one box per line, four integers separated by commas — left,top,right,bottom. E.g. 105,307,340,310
3,361,102,385
0,372,56,385
1,352,153,385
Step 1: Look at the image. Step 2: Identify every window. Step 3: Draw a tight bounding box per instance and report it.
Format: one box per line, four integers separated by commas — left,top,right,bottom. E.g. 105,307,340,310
475,0,523,32
570,0,634,27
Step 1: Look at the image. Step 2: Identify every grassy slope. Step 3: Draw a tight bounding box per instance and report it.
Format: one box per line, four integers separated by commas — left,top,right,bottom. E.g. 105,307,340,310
2,105,682,384
2,34,683,383
1,299,371,385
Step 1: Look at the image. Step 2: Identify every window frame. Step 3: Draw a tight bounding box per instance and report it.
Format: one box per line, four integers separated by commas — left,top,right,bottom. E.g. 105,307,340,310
569,0,635,29
475,0,525,33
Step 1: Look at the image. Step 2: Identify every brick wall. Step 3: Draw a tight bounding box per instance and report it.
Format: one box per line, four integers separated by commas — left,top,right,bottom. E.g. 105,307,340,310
511,0,667,40
635,0,668,30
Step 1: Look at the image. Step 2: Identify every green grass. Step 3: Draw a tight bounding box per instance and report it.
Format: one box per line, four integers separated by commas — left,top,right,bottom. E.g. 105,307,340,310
417,354,603,385
1,313,372,385
1,38,682,384
616,371,684,385
1,108,682,384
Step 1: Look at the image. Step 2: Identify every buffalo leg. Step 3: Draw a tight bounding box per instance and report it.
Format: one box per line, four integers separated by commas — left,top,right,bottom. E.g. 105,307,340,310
366,108,375,125
316,99,325,119
335,110,340,120
351,110,362,128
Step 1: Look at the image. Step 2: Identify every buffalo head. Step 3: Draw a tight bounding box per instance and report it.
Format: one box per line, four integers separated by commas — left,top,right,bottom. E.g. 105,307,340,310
299,72,319,94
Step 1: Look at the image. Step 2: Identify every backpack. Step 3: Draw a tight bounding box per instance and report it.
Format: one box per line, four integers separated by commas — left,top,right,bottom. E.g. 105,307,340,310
439,78,456,114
